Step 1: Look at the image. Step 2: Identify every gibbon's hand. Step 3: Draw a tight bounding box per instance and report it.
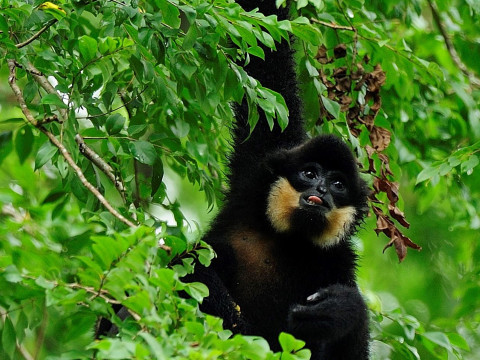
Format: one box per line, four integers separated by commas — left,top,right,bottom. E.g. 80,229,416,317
287,284,367,342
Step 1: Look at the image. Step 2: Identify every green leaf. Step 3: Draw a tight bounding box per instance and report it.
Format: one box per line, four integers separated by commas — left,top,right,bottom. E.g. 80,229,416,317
129,54,145,81
292,349,312,360
42,190,66,204
247,46,265,60
438,162,451,176
1,316,16,359
0,131,13,165
39,94,68,109
35,276,55,289
3,265,22,283
15,126,34,163
106,113,126,135
128,141,157,165
196,247,214,267
422,332,452,352
182,23,198,50
416,165,439,184
78,35,98,62
138,332,166,359
35,141,58,170
321,96,340,119
16,311,28,343
305,59,319,77
23,81,38,103
278,332,306,352
0,15,8,33
460,154,479,174
291,18,322,45
151,158,164,197
184,282,209,302
447,333,470,351
102,82,119,108
159,1,181,28
297,0,309,9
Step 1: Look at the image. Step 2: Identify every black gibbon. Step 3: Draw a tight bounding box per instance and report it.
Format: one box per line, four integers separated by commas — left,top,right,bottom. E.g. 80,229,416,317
186,1,370,359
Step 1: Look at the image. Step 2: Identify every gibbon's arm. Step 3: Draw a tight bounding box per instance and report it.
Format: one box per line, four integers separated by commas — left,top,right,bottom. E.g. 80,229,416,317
186,264,249,333
228,1,306,189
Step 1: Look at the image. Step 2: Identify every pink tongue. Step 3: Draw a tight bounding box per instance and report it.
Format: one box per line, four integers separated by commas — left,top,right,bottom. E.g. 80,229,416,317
308,196,323,204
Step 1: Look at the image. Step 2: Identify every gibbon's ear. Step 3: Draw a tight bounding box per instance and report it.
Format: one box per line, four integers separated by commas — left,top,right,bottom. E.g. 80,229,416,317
265,149,290,175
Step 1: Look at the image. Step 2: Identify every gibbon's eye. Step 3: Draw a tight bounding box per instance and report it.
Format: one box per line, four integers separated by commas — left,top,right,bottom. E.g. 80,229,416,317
332,180,346,191
302,169,317,179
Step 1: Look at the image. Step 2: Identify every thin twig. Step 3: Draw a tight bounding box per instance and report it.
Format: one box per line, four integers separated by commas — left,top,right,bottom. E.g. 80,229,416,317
310,18,355,31
7,59,136,228
335,0,359,75
26,62,69,122
427,0,480,87
16,19,58,49
33,304,47,360
17,342,34,360
75,134,126,202
108,0,127,5
76,86,148,120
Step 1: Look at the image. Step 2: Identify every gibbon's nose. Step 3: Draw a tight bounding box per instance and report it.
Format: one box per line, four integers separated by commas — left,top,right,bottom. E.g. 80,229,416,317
317,181,327,195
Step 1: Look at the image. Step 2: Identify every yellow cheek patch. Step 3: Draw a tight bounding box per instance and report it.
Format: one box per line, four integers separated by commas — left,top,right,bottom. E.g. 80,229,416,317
266,178,300,232
313,206,356,247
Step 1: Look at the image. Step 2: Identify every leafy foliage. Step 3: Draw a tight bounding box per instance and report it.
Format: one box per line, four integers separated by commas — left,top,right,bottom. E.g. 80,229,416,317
0,0,479,359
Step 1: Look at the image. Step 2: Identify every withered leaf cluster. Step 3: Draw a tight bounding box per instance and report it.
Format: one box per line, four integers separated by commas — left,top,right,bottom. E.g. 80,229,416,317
316,43,421,262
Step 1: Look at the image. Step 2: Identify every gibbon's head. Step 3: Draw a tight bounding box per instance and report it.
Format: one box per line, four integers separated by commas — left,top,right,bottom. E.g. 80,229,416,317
265,135,369,247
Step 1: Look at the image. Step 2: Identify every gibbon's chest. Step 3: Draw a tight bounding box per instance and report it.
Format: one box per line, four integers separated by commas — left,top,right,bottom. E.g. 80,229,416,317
227,228,321,309
229,229,282,297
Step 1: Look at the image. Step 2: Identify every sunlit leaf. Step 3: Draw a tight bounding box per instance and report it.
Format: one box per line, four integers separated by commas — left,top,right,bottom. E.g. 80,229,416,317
35,141,58,170
128,140,157,165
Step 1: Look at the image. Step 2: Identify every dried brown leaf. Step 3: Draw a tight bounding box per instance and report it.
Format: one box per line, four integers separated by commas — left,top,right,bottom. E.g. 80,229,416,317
339,94,352,111
335,76,352,92
369,126,391,151
333,66,347,78
378,153,394,176
352,63,364,80
315,45,331,64
334,44,347,59
369,93,382,113
388,204,410,228
365,64,386,92
359,114,375,129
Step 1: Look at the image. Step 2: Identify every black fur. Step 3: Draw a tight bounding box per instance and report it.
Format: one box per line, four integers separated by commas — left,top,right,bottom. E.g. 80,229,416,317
186,1,370,359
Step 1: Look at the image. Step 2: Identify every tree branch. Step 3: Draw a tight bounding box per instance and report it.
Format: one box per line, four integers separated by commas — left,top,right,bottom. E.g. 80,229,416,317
7,59,136,228
26,62,69,122
75,134,126,202
427,0,480,87
15,19,58,49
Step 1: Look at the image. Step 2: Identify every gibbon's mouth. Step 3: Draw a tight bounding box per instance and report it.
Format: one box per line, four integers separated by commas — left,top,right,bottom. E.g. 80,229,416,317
307,195,323,205
301,194,331,210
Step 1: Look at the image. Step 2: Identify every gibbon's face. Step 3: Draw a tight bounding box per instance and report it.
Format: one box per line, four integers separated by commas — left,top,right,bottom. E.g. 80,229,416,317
265,136,365,247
